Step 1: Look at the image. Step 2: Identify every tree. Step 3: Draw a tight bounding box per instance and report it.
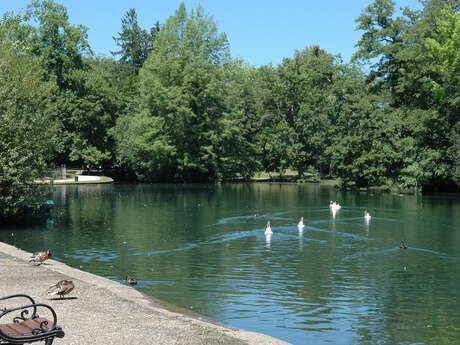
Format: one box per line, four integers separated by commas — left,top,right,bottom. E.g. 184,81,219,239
218,61,263,180
353,0,421,106
353,0,459,190
0,39,56,223
275,46,339,176
421,0,459,13
244,64,294,176
112,8,159,73
25,0,91,90
115,3,232,182
425,6,459,109
424,6,459,187
13,1,125,169
60,64,122,168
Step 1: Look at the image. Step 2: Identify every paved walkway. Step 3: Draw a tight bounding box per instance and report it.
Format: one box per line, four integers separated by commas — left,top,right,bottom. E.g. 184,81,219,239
0,242,290,345
35,175,114,185
53,175,113,184
55,175,100,182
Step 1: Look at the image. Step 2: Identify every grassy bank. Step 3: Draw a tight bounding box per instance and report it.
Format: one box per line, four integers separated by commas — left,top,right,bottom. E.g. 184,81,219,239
229,170,339,186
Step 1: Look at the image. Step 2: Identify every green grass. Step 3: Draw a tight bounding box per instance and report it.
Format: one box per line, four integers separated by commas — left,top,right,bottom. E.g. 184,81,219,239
244,170,339,186
252,169,298,180
319,178,340,186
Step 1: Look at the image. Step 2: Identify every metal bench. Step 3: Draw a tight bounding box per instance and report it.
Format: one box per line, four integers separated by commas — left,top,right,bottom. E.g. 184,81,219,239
0,294,64,345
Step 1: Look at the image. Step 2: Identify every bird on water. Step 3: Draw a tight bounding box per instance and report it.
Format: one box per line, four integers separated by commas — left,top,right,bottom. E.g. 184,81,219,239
126,273,137,285
265,221,273,235
364,210,371,221
330,201,341,211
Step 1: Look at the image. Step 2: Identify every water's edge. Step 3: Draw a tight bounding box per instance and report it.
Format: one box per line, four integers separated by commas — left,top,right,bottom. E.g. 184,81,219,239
0,240,291,345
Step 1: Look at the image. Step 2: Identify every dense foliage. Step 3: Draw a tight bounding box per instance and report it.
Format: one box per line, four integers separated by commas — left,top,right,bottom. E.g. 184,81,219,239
1,0,458,220
0,32,56,223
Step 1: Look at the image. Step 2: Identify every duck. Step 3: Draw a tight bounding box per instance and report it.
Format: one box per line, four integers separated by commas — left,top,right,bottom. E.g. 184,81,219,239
29,250,51,265
265,221,273,235
400,242,408,250
330,200,341,211
364,210,371,221
47,280,74,299
125,273,137,285
298,217,305,230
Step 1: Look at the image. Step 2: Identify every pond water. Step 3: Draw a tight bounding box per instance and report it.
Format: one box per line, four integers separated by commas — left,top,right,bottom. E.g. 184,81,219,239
1,183,460,344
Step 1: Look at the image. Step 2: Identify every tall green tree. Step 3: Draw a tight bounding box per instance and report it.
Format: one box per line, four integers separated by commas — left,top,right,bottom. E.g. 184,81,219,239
17,1,123,169
325,65,402,188
218,61,263,179
353,0,420,105
425,6,460,186
112,8,159,73
115,3,231,182
58,64,122,168
353,0,459,190
18,1,93,166
25,0,91,90
425,6,459,110
249,65,295,176
274,46,338,176
0,39,56,223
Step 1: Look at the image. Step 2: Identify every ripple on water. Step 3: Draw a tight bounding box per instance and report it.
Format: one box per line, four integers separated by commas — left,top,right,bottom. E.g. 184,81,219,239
4,184,459,345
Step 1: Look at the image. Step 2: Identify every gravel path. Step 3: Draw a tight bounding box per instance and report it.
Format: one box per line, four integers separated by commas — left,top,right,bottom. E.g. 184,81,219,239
0,242,290,345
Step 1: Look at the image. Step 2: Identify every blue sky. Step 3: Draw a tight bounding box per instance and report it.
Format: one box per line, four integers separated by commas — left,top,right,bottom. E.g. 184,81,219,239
1,0,423,66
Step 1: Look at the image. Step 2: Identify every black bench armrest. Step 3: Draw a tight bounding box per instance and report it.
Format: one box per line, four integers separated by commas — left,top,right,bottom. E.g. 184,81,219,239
0,296,64,343
0,294,38,320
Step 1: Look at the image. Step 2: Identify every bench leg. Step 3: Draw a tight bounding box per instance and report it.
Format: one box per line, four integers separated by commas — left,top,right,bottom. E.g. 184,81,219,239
45,338,55,345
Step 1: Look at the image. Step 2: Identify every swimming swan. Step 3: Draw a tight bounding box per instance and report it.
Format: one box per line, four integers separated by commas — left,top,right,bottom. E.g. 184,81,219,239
364,210,371,221
330,200,341,211
265,221,273,235
298,217,304,230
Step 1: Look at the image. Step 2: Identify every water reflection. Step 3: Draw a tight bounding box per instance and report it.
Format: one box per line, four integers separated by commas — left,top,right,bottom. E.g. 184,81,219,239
0,183,459,345
298,232,304,252
331,208,337,219
265,234,272,249
364,213,370,234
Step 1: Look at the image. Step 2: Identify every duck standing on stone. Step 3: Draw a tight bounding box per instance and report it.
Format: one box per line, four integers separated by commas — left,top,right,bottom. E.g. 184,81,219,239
47,280,74,299
29,250,51,265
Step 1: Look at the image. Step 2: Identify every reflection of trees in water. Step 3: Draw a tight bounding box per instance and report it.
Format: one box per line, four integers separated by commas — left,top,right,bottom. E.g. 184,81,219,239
25,184,460,344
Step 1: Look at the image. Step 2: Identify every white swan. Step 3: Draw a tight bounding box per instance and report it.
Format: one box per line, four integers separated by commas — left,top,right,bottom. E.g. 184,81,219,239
364,210,371,221
298,217,304,230
265,221,273,235
330,200,341,211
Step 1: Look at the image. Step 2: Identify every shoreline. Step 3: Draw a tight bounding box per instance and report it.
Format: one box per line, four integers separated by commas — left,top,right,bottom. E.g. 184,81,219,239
0,241,290,345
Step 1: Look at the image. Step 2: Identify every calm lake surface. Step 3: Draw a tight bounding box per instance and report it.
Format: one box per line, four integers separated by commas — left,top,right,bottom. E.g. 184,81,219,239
1,183,460,344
